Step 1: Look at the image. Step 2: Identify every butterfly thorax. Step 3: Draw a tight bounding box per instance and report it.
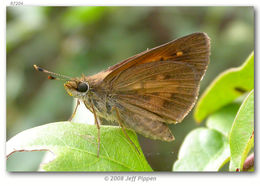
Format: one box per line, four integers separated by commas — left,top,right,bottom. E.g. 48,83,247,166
86,94,117,122
64,73,119,123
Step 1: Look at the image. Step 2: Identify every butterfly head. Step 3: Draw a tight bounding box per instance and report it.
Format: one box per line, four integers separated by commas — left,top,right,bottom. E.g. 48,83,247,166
64,78,89,99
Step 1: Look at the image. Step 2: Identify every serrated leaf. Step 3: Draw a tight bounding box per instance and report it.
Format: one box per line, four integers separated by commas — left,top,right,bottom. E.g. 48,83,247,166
7,122,152,172
173,128,230,171
194,52,254,122
229,90,254,171
206,103,241,137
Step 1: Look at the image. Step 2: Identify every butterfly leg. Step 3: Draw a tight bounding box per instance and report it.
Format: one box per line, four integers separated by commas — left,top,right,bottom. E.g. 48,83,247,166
112,106,140,155
68,99,80,121
89,100,100,158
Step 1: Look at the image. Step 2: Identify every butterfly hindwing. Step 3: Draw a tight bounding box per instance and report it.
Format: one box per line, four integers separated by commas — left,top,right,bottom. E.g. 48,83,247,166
112,61,200,123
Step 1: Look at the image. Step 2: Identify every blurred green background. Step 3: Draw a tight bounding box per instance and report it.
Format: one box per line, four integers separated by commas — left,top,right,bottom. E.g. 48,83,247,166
6,7,254,171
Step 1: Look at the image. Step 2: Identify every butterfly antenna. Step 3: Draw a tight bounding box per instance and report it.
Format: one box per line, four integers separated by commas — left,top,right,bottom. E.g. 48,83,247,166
33,65,72,81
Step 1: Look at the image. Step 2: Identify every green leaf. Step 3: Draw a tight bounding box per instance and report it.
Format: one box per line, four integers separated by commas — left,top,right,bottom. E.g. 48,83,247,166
173,128,230,171
194,52,254,122
7,122,152,172
229,90,254,171
206,103,241,137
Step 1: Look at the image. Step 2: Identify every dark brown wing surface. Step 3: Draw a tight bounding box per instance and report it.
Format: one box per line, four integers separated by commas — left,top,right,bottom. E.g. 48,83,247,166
104,32,210,84
113,61,200,123
103,33,210,124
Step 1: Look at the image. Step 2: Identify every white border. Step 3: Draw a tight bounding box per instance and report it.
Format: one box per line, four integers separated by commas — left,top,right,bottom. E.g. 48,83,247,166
3,0,257,6
1,0,259,185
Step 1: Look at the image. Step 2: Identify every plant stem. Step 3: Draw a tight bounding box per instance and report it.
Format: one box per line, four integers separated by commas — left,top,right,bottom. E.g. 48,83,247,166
243,153,254,171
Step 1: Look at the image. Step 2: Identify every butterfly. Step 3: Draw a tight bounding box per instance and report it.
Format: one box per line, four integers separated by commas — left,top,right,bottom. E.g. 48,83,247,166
34,32,210,157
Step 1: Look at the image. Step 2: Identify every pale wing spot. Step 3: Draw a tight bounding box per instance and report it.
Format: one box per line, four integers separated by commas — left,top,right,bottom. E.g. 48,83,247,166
176,51,183,57
131,83,143,90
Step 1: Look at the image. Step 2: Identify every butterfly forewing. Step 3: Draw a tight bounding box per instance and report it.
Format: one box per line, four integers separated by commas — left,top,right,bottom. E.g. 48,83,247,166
104,32,210,84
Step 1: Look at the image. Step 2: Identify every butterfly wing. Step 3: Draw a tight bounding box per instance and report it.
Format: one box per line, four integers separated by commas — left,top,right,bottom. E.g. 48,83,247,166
103,32,210,124
104,32,210,84
113,61,201,123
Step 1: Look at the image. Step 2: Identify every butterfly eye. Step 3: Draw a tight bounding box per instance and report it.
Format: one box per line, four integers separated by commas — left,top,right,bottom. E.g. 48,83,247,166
77,82,89,92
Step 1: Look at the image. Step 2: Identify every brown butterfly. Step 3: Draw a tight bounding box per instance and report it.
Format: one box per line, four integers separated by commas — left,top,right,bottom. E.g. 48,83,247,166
34,32,210,157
